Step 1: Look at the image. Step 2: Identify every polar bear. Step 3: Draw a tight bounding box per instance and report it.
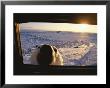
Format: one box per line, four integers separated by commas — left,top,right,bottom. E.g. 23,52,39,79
30,44,63,66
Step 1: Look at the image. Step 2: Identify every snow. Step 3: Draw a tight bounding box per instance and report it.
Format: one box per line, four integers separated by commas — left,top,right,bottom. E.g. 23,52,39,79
20,30,97,66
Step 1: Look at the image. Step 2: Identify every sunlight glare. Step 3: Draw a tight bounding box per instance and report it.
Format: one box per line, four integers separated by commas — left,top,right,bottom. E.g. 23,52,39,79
79,24,88,30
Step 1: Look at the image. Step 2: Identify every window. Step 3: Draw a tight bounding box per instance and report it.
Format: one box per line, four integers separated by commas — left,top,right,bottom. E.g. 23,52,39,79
14,13,97,75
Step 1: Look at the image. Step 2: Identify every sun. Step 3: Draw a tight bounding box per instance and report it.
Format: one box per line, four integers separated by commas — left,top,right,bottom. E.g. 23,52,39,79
79,24,88,30
77,24,89,33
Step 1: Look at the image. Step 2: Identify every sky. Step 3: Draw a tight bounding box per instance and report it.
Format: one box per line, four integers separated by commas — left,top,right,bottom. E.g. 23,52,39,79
20,22,97,33
14,13,97,25
15,13,97,33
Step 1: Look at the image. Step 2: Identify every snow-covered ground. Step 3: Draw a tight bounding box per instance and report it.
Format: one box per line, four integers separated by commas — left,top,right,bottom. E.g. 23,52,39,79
20,30,97,66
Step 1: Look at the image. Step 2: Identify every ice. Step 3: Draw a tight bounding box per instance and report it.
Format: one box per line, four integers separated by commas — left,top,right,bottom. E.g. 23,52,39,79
20,30,97,66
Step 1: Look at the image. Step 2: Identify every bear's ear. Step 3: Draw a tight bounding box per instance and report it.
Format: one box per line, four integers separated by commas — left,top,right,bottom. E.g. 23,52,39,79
36,45,41,49
36,45,38,47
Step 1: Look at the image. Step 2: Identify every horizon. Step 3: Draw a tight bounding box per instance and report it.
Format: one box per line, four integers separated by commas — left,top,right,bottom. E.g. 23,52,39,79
20,22,97,33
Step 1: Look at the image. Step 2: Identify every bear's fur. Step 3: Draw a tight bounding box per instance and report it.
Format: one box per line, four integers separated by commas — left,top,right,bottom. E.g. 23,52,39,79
30,44,63,66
